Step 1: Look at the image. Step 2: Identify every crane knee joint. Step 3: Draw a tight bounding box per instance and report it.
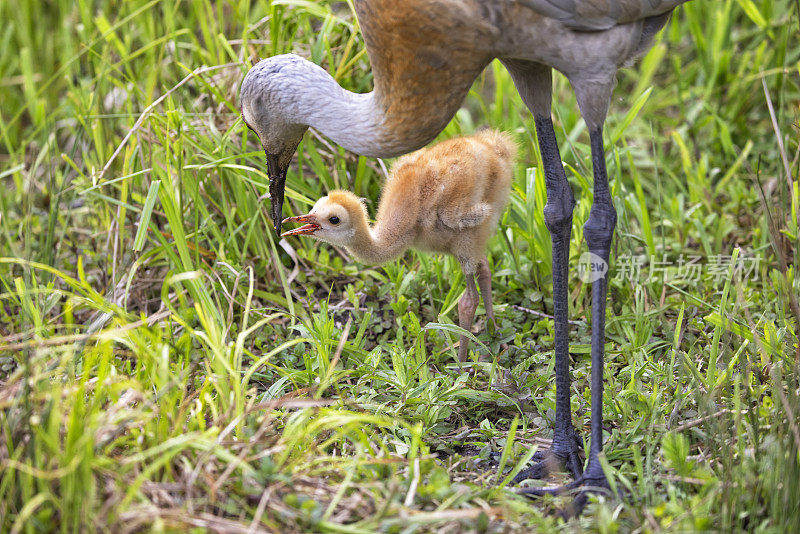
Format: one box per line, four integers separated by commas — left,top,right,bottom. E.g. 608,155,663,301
543,197,575,235
583,208,617,252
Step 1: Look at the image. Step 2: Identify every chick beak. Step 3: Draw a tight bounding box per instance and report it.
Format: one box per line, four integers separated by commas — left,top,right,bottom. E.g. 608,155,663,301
280,214,321,237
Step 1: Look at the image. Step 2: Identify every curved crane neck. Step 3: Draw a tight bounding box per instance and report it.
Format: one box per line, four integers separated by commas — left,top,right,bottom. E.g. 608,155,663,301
241,52,489,161
295,88,393,158
284,69,455,159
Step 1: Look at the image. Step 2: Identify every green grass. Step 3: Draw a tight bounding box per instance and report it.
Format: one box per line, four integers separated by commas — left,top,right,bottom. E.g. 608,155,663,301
1,0,799,531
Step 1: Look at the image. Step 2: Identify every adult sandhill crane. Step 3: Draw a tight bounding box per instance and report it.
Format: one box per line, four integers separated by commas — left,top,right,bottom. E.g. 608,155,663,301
280,130,516,363
240,0,690,514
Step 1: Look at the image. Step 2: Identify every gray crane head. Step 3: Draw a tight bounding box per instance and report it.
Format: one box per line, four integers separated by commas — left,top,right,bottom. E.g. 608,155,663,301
240,55,313,235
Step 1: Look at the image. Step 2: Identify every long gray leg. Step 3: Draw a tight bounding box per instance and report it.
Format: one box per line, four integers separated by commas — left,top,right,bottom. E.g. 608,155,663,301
581,125,616,482
515,113,583,481
520,77,618,517
457,261,479,362
574,79,617,493
502,60,582,483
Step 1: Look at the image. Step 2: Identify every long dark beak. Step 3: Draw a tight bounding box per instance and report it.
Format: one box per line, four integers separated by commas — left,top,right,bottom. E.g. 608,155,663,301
266,153,287,236
280,214,320,237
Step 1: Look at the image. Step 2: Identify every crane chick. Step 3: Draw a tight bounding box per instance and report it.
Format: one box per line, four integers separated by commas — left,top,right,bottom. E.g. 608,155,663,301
281,130,516,362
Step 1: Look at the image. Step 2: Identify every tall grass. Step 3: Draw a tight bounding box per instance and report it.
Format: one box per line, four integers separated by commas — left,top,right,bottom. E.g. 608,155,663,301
1,0,799,531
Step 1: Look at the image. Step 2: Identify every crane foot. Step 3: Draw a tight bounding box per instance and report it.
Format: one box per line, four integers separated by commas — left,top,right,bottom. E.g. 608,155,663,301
511,432,583,483
517,472,614,520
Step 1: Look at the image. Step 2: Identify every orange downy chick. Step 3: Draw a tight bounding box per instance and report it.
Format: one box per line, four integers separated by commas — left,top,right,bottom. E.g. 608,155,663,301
282,130,517,362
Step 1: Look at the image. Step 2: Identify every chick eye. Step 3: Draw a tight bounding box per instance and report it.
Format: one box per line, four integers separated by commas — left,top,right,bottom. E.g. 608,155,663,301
329,216,340,225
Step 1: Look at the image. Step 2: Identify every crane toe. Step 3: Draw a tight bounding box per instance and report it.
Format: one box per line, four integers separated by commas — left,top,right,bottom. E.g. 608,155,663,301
517,472,615,520
512,445,583,485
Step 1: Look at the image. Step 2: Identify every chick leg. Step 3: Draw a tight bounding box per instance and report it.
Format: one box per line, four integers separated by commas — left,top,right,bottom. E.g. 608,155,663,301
457,263,479,362
477,257,496,330
478,257,508,357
